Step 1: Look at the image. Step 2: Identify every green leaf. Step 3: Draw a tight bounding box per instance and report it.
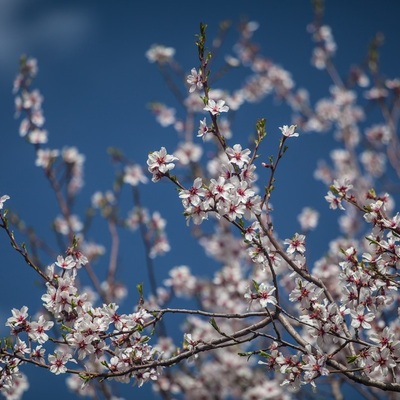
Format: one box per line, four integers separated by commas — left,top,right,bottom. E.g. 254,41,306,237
209,318,220,333
252,280,260,292
136,283,144,298
346,355,359,364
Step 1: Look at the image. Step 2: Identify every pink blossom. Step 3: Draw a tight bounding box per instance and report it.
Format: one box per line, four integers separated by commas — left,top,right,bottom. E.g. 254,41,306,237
48,350,76,375
279,124,299,137
203,99,229,115
226,144,251,168
187,68,203,93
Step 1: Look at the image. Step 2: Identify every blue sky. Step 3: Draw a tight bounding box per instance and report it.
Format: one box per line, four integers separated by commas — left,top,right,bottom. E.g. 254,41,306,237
1,1,400,399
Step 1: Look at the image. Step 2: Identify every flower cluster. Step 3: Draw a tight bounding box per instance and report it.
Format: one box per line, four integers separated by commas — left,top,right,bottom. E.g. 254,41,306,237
178,146,261,225
3,9,400,400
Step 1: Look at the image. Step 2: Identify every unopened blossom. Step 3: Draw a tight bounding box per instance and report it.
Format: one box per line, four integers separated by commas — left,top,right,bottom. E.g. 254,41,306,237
279,124,299,137
203,99,229,115
187,68,203,93
0,194,10,210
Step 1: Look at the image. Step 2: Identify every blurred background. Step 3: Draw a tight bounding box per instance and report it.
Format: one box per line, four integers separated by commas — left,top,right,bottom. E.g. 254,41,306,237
0,0,400,398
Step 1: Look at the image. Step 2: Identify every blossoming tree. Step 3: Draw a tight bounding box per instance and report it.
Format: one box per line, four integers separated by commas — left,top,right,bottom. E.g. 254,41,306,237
1,2,400,400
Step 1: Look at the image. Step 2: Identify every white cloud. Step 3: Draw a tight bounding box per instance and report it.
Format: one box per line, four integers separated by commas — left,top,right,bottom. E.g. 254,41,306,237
0,0,95,78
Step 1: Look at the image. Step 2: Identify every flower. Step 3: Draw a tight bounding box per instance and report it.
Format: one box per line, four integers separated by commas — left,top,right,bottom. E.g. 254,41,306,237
187,68,203,93
197,118,209,139
55,255,76,270
48,350,76,375
279,124,299,137
284,233,306,254
147,147,178,182
146,44,175,64
35,148,59,168
0,194,10,210
203,99,229,115
226,144,251,168
29,315,54,344
298,207,319,231
6,306,29,328
123,164,148,186
350,305,375,329
179,177,205,206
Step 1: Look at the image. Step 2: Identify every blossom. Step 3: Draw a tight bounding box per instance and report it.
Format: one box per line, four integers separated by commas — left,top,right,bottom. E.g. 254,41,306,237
187,68,203,93
284,233,306,254
146,44,175,64
6,306,29,328
35,148,59,168
245,283,277,308
350,305,375,329
325,191,345,210
174,142,202,165
0,194,10,210
29,315,54,344
302,353,329,382
48,350,76,375
55,255,76,270
298,207,319,231
179,177,205,206
203,99,229,115
279,124,299,137
197,118,209,139
226,144,251,168
150,103,176,127
147,147,178,181
123,164,148,186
